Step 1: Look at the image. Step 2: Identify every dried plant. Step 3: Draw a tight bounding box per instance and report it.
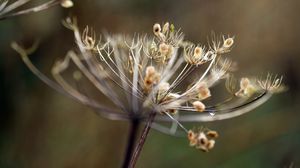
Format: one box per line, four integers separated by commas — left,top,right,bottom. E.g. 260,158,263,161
0,0,73,20
12,17,285,167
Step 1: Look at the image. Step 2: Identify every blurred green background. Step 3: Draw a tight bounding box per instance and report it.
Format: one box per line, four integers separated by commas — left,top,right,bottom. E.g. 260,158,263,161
1,0,300,167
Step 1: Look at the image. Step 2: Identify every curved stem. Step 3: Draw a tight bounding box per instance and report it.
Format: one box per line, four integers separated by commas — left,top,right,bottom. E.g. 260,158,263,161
0,0,60,20
122,119,140,168
129,112,156,168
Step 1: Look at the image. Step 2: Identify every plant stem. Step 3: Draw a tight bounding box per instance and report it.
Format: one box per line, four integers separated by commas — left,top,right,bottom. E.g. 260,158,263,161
0,0,60,20
129,112,156,168
122,119,140,168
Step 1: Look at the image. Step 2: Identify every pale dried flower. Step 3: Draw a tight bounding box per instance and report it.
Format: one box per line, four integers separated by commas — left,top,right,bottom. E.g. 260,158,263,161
257,74,285,93
188,128,218,152
12,18,285,152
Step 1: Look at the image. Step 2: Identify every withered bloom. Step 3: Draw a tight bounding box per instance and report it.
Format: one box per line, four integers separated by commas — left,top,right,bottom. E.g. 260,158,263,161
12,18,284,160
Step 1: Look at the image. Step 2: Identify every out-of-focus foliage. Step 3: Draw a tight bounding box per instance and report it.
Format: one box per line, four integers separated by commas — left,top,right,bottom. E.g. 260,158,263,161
1,0,299,167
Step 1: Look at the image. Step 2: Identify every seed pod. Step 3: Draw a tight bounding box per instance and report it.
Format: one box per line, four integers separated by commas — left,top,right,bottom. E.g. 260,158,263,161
223,37,234,49
206,130,219,138
153,23,161,36
193,101,205,112
61,0,74,8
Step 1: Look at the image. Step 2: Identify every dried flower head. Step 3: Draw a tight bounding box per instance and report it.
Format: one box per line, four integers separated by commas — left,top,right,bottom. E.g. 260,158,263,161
188,128,218,152
257,74,285,93
13,18,285,152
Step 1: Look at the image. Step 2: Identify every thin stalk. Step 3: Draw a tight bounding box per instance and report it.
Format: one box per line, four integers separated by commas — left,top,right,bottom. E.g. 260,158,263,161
122,119,140,168
129,112,156,168
0,0,60,20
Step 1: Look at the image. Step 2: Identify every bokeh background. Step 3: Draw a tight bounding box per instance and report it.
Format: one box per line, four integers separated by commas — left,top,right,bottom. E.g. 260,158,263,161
1,0,300,167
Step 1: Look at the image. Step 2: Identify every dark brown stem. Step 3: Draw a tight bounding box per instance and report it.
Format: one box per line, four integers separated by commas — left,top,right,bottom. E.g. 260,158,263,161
122,119,140,168
129,112,156,168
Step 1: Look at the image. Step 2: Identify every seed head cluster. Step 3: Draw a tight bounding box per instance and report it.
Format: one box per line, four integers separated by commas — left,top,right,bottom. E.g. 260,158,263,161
13,18,285,152
188,129,219,152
